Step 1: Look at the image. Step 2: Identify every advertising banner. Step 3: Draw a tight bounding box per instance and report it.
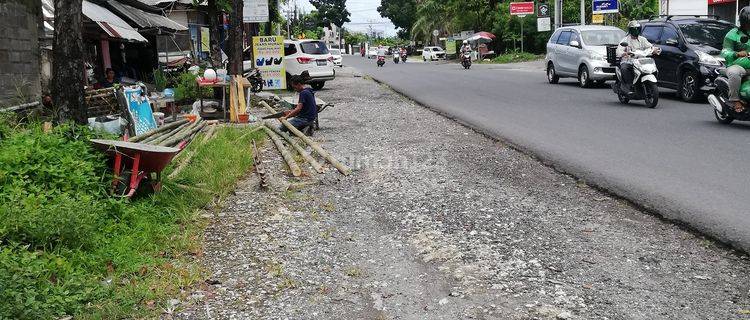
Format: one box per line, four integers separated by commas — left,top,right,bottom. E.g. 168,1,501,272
252,36,286,90
593,0,619,14
510,2,535,16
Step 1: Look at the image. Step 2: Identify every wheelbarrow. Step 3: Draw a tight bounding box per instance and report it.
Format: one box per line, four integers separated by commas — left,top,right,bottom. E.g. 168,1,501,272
91,139,181,198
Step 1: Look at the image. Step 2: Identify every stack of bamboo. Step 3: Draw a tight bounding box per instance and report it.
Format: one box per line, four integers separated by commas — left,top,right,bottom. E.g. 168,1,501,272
258,101,351,177
128,118,213,148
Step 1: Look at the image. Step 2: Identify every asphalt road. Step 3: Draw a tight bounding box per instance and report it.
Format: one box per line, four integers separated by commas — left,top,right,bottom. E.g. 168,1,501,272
346,56,750,251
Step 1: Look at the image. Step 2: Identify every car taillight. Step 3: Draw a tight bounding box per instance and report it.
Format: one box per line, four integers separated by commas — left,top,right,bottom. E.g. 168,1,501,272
297,57,313,64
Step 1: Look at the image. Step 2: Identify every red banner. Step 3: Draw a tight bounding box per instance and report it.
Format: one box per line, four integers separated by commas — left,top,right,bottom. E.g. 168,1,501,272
510,2,536,15
709,0,735,4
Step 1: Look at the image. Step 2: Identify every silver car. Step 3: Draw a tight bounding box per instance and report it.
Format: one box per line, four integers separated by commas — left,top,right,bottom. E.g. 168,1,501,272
545,25,626,87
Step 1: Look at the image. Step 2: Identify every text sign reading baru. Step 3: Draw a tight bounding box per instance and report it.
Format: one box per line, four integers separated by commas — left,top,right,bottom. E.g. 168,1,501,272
252,36,286,90
243,0,269,23
510,2,535,16
592,0,619,14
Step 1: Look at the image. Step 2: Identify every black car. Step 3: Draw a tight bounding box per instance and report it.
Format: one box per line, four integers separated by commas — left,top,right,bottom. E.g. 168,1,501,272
640,16,734,102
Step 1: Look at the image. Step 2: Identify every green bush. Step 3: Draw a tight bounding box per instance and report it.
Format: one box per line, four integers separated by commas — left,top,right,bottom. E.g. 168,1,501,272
174,71,212,102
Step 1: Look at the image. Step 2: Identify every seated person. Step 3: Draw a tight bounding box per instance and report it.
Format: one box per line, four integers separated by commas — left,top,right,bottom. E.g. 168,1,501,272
99,68,119,88
280,72,317,132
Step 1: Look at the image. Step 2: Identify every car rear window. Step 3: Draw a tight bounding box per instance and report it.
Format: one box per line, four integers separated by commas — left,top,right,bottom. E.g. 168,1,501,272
678,21,733,49
330,49,340,55
300,41,329,55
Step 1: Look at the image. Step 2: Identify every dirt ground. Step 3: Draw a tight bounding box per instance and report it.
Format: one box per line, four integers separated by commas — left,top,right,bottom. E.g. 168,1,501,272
174,67,750,320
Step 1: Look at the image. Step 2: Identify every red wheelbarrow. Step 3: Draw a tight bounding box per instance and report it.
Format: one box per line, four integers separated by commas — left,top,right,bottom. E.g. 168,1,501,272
91,139,181,198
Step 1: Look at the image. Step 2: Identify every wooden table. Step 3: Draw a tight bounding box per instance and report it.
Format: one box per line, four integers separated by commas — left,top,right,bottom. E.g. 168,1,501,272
198,78,252,121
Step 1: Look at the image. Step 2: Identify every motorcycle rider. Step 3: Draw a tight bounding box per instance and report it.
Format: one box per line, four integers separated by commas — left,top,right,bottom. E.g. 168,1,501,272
721,6,750,113
616,21,659,94
376,45,387,62
460,40,472,62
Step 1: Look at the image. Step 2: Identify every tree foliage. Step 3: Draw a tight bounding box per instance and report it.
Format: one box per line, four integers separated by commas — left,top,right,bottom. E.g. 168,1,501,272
309,0,350,27
378,0,658,54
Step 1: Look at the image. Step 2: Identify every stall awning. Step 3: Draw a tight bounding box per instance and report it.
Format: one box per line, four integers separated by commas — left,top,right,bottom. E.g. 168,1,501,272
107,0,188,31
43,0,148,42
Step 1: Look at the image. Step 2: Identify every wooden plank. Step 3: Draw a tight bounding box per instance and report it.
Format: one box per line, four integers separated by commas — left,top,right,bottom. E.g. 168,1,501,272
236,75,247,115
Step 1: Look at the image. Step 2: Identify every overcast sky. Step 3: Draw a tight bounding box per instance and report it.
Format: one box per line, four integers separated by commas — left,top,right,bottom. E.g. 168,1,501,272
285,0,397,36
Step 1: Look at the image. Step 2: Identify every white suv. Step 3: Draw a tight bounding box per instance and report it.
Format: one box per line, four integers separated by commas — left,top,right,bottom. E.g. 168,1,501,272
284,39,335,90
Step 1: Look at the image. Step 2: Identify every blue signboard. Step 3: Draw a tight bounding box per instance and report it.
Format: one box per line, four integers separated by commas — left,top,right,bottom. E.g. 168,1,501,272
593,0,619,14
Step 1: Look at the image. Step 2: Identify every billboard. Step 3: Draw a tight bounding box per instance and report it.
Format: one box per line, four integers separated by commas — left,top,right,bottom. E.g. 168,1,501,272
243,0,269,23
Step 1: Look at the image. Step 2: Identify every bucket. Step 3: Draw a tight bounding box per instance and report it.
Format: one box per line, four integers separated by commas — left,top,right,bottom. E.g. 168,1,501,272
237,114,249,123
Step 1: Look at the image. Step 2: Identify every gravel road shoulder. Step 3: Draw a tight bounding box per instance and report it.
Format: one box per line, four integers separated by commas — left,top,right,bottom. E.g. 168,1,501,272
174,66,750,320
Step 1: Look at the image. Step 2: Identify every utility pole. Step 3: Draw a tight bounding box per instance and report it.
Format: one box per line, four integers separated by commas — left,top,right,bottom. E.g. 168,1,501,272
554,0,563,29
580,0,585,25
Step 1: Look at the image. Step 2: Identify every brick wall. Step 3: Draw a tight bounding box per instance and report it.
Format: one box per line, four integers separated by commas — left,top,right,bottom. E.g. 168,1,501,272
0,0,41,107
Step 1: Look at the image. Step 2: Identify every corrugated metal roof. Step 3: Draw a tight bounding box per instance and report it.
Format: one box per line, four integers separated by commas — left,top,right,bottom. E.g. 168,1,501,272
136,0,199,5
107,0,188,31
43,0,148,42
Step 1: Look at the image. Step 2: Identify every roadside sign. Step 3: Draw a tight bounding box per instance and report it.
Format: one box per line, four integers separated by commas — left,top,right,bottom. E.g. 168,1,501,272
537,3,550,18
537,17,551,31
252,36,286,90
243,0,269,23
592,0,619,14
510,2,535,16
432,29,439,37
592,14,604,24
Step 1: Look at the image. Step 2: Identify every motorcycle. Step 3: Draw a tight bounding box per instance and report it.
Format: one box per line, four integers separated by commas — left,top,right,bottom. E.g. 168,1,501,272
610,42,661,108
401,52,407,63
707,68,750,124
393,53,400,64
377,56,385,67
461,51,472,69
243,68,264,93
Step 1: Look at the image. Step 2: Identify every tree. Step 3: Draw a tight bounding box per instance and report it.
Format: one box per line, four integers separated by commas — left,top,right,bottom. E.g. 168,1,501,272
51,0,85,124
377,0,417,36
228,0,243,75
194,0,231,66
309,0,350,27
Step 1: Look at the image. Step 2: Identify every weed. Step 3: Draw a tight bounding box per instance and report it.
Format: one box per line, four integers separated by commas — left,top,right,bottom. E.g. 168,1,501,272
321,201,336,212
345,266,362,278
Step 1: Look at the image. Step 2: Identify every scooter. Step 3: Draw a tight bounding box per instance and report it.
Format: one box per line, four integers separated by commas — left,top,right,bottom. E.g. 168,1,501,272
610,43,661,108
461,51,472,69
393,53,400,64
377,56,385,67
401,52,407,63
707,68,750,124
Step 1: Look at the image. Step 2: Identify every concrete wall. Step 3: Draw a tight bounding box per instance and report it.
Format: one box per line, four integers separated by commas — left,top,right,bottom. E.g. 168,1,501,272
0,0,41,107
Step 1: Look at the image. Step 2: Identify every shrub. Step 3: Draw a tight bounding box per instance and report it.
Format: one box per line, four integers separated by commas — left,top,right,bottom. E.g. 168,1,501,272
174,71,212,102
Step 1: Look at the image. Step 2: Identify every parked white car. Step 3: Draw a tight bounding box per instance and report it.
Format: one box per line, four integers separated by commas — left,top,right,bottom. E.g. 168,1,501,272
329,48,343,67
284,39,335,90
422,46,446,61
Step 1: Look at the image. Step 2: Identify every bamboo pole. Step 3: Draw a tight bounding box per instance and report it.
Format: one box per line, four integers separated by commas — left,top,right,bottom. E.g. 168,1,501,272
151,119,200,145
160,121,206,147
259,101,351,176
129,119,188,142
142,120,192,144
263,126,302,177
264,121,324,173
252,139,268,190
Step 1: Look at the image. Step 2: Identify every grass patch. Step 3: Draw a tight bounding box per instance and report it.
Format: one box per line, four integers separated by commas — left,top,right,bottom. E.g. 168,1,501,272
0,117,264,319
482,52,543,64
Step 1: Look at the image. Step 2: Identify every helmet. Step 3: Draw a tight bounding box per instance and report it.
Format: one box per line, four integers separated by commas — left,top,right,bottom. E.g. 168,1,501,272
740,6,750,30
463,40,468,44
627,20,641,37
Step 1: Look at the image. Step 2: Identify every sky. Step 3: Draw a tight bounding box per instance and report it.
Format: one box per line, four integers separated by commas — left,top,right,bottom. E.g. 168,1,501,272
285,0,398,37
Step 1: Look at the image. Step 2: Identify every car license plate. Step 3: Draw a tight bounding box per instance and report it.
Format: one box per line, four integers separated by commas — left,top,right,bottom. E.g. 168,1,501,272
316,60,327,66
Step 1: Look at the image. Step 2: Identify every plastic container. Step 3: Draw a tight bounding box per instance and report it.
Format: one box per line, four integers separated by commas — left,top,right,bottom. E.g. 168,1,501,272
237,114,250,123
185,114,198,122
